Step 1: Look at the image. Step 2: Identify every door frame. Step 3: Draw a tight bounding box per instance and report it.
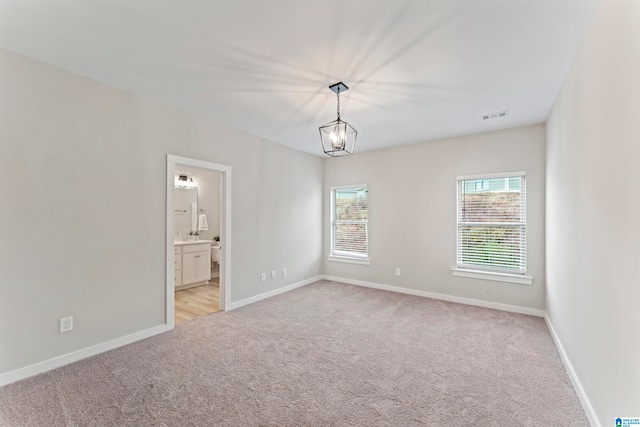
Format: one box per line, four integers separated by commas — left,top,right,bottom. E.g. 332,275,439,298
165,154,232,329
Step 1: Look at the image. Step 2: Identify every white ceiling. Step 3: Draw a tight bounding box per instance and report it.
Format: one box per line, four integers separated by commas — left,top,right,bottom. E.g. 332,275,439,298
0,0,599,156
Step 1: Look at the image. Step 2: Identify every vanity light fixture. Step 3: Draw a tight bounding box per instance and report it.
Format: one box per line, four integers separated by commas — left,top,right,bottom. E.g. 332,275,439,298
175,175,196,189
319,82,358,157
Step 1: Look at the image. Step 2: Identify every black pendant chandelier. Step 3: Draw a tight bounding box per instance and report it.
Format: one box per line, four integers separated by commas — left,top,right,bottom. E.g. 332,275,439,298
319,82,358,157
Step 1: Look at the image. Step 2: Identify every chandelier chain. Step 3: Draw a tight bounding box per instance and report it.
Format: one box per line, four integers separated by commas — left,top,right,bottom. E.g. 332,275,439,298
337,89,340,120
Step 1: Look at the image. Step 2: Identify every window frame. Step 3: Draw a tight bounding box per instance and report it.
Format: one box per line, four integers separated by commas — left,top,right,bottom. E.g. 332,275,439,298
328,184,370,265
454,171,532,285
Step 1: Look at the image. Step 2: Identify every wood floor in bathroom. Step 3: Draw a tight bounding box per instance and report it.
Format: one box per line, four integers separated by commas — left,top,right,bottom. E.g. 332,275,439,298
175,277,220,324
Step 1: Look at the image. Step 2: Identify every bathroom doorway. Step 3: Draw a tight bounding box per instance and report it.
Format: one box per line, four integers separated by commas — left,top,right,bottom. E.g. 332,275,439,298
173,166,221,323
165,155,231,330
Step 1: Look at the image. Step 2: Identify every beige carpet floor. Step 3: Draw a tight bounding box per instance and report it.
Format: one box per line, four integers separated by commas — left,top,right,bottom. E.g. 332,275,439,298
0,280,588,426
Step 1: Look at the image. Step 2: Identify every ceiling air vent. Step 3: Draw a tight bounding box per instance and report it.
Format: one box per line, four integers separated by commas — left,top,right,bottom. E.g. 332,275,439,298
482,110,509,120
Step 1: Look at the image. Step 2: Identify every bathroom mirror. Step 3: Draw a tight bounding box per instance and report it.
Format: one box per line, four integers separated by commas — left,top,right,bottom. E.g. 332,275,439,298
174,187,198,237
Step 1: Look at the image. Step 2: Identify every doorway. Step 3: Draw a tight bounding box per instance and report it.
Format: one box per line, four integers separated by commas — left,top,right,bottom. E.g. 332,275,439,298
165,155,231,330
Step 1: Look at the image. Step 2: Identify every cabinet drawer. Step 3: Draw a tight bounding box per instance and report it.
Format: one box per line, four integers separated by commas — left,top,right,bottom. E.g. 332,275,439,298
174,255,182,270
174,270,182,287
182,243,210,254
174,246,182,255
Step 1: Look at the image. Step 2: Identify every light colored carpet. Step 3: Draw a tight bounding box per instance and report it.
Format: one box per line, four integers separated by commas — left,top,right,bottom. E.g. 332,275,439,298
0,280,588,426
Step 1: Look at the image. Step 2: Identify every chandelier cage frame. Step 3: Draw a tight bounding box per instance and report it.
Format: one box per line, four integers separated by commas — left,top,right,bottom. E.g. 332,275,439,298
319,82,358,157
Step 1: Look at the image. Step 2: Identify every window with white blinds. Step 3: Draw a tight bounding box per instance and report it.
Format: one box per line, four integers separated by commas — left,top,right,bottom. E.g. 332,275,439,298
331,185,368,258
457,173,526,274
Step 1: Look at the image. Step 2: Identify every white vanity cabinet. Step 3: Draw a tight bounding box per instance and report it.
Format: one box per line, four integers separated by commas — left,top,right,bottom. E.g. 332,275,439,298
174,241,211,290
174,246,183,288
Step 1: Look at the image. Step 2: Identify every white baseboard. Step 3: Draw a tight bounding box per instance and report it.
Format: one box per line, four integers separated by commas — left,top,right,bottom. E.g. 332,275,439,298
544,314,600,427
0,324,168,387
227,276,322,311
321,275,545,317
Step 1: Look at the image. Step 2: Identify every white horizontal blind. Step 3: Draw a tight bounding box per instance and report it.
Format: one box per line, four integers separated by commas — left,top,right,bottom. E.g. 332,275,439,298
457,175,526,273
331,186,368,257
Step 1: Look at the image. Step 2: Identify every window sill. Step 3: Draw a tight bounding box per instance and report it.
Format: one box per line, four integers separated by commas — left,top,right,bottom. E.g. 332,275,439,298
451,268,533,285
327,255,371,266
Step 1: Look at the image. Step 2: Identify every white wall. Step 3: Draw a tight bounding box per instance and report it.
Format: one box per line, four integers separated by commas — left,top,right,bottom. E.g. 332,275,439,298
546,1,640,423
0,49,323,375
323,125,546,310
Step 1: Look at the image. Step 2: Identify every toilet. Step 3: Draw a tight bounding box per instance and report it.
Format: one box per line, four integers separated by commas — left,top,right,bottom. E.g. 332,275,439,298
211,243,221,264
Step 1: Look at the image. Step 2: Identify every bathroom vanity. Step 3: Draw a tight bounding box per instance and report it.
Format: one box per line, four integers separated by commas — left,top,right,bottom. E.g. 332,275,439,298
174,240,212,290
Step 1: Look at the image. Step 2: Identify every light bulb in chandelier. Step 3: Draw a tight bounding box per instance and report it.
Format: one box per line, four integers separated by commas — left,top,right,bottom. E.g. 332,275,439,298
329,131,345,150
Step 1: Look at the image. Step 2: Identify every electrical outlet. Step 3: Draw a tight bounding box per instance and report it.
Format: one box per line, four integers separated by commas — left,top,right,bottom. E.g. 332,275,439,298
59,316,73,333
261,273,266,282
395,268,401,276
271,270,276,279
282,268,287,277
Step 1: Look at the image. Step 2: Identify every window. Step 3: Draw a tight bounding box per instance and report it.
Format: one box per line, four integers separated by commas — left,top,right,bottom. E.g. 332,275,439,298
330,185,369,262
457,173,526,274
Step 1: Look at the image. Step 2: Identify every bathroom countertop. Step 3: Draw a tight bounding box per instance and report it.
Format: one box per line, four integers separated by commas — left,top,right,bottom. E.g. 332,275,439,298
174,240,214,246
